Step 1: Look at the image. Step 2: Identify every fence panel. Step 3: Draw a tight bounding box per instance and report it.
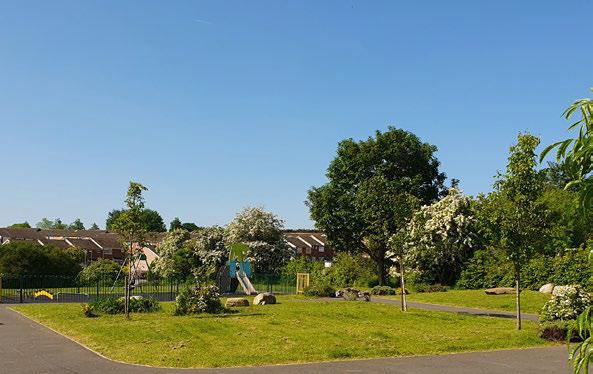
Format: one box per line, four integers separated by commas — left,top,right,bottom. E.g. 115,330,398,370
0,275,182,304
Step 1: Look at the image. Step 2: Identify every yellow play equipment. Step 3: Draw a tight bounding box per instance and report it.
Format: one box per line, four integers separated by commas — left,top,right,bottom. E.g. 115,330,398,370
296,273,310,294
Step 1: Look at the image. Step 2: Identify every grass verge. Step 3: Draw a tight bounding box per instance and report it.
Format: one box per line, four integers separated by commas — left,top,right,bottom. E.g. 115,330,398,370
12,296,553,368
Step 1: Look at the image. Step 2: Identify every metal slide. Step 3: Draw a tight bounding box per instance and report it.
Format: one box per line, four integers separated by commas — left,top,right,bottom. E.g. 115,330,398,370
236,271,258,295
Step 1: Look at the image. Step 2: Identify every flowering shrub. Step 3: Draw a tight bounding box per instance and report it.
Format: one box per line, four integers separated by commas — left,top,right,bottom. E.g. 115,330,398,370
226,207,294,274
402,188,476,285
174,285,224,315
539,285,592,322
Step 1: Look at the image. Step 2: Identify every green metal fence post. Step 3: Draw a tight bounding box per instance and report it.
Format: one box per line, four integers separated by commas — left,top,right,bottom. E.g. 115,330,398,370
96,280,100,299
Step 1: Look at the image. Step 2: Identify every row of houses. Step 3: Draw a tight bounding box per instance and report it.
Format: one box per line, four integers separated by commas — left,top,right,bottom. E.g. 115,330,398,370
0,228,334,265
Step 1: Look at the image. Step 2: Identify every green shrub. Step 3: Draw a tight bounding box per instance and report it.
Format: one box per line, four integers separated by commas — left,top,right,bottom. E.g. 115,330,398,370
458,248,593,290
414,283,448,293
303,284,335,297
174,285,223,315
370,286,396,295
324,253,379,288
78,259,121,284
0,241,84,277
91,296,161,314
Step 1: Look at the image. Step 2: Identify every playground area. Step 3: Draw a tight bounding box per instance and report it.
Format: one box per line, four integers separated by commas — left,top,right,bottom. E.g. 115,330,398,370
0,273,296,304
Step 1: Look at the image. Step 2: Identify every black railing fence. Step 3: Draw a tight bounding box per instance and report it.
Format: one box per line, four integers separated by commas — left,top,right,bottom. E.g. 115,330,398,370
0,273,297,304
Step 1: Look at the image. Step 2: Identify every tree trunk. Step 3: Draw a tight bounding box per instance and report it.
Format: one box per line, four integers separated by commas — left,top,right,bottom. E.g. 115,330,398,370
125,247,130,320
515,269,521,330
376,259,387,286
400,256,407,312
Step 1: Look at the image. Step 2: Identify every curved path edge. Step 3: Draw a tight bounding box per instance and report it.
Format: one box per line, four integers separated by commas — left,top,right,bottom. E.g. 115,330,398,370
1,305,565,374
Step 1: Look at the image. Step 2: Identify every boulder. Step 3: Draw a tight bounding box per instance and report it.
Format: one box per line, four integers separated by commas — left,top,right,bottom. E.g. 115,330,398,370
336,288,371,301
539,283,555,294
225,298,249,307
253,293,276,305
485,287,516,295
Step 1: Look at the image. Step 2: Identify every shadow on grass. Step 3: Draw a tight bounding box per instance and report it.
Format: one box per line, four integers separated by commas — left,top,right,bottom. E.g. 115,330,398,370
457,312,515,319
192,312,266,319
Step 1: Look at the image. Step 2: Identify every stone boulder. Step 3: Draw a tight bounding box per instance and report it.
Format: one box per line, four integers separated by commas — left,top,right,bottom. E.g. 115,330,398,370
539,283,555,294
336,288,371,302
485,287,516,295
225,298,249,307
253,293,276,305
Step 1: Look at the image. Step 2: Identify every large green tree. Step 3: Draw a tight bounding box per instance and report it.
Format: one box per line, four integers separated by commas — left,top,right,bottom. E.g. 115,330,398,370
106,208,166,232
307,127,446,285
481,133,548,330
36,218,67,230
68,218,85,230
0,241,83,277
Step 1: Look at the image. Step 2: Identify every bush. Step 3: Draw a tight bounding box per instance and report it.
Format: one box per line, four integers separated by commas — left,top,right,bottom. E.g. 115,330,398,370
174,285,224,315
539,285,592,322
414,283,448,293
78,259,121,284
303,284,335,297
0,241,84,277
91,296,161,314
324,253,380,288
457,248,593,290
370,286,396,295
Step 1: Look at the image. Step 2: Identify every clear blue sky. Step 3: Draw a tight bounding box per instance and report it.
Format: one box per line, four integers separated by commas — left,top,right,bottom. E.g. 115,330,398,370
0,1,591,229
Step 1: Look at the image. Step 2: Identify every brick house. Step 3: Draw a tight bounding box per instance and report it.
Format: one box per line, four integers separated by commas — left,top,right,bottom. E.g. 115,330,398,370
283,230,334,263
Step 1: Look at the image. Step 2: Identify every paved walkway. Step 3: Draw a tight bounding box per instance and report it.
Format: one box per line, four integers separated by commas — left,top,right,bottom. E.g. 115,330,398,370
372,298,539,321
0,305,566,374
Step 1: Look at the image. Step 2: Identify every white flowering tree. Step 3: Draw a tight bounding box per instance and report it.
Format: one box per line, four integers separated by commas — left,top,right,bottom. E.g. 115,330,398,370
226,207,294,274
154,227,227,282
404,188,476,286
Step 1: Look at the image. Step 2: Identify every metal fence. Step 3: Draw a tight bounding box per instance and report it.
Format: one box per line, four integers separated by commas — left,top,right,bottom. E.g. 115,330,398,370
0,275,182,304
0,274,297,304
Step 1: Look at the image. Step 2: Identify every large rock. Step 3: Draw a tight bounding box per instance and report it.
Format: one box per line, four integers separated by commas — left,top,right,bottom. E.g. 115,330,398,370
336,288,371,302
539,283,555,294
225,298,249,307
253,293,276,305
485,287,516,295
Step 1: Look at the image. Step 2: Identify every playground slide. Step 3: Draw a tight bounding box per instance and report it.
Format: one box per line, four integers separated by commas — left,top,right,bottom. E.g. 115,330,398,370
236,271,258,295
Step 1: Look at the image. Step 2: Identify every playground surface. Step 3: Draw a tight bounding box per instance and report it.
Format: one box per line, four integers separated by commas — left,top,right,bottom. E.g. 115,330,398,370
0,303,567,373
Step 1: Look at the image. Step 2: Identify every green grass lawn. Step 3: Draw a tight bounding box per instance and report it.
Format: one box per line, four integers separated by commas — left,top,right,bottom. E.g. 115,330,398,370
12,296,553,368
379,290,551,314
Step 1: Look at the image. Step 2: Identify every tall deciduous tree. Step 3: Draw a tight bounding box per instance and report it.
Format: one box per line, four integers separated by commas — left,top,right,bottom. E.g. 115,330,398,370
69,218,85,230
487,133,548,330
111,181,149,319
307,127,446,285
36,218,67,230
